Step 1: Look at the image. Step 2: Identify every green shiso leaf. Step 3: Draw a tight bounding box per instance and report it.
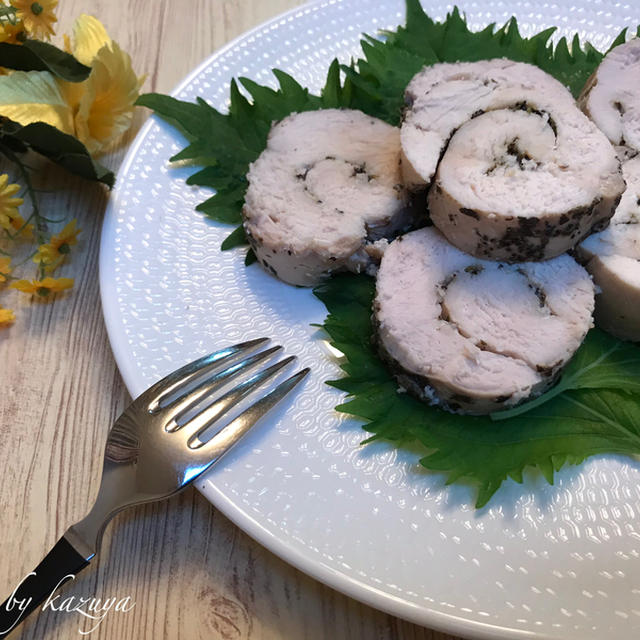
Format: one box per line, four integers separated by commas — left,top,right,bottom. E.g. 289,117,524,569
136,64,343,243
314,275,640,509
492,331,640,420
220,224,247,251
137,2,640,507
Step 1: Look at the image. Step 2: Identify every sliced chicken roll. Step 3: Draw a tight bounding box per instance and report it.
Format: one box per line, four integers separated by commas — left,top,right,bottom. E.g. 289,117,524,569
401,59,623,262
243,109,410,287
578,38,640,157
577,156,640,341
374,227,595,414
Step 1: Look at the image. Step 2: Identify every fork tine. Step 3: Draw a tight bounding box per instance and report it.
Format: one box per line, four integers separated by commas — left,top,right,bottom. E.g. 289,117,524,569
162,346,284,430
189,368,310,459
145,338,269,410
178,355,296,438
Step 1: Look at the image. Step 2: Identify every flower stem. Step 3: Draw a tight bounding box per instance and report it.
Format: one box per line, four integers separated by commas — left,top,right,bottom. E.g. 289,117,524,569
10,248,39,269
0,143,48,278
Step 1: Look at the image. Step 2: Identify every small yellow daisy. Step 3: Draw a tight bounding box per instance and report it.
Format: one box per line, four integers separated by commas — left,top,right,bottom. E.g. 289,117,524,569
11,276,73,297
0,18,25,44
10,0,57,40
33,219,81,272
0,173,24,233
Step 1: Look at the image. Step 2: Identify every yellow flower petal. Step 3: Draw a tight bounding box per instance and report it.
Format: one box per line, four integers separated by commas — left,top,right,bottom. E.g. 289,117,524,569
0,71,74,134
40,276,74,294
59,16,143,155
33,244,61,272
73,41,144,155
70,15,111,66
9,214,33,239
0,306,15,325
0,173,24,233
51,219,80,250
56,72,84,115
10,278,35,293
0,256,11,282
58,15,111,112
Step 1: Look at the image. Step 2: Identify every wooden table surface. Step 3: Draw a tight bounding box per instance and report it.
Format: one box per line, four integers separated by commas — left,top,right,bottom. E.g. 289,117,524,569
0,2,462,639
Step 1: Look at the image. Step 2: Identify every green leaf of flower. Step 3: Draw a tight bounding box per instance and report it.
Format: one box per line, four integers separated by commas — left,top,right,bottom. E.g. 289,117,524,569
0,117,114,187
0,40,91,82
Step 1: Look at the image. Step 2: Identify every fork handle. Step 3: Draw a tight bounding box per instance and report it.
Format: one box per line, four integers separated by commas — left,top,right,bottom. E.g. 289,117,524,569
0,536,91,637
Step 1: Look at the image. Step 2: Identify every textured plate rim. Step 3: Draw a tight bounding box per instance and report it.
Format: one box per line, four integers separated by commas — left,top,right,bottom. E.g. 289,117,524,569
98,2,624,638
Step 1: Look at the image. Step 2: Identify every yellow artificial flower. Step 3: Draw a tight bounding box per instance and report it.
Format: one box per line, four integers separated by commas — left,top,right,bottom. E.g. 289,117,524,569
10,0,57,40
60,15,144,155
33,219,81,272
0,16,141,155
0,173,24,231
0,257,12,282
0,174,32,238
0,306,15,325
0,18,25,44
11,276,73,297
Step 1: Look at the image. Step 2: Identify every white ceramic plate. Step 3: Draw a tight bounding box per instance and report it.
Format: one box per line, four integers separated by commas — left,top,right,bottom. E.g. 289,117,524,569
100,1,640,638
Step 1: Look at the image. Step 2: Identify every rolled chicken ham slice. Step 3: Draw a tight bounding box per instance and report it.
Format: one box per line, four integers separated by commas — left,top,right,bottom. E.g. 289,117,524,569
401,59,624,262
374,227,595,415
577,156,640,341
243,109,410,287
576,40,640,340
578,37,640,156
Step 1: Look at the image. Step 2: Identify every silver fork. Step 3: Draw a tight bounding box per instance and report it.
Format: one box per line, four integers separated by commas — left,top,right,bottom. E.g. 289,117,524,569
0,338,308,637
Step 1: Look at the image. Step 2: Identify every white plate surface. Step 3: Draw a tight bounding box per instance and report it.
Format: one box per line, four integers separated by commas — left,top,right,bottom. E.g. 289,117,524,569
99,1,640,638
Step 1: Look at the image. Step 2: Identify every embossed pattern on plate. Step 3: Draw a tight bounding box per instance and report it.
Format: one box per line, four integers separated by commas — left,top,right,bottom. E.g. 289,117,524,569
99,1,640,638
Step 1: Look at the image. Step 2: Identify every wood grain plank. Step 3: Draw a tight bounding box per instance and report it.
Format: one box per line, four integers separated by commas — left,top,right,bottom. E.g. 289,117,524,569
0,2,464,638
